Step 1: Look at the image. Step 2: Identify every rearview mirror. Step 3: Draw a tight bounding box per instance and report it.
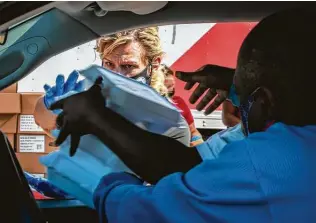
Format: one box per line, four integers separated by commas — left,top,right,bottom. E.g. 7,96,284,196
0,30,8,45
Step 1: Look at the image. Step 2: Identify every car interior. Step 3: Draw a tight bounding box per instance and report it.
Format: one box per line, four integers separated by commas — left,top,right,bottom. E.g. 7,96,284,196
0,1,315,222
0,132,45,222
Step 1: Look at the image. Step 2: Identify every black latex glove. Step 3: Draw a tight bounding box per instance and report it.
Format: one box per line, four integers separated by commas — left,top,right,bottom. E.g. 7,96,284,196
176,65,235,115
49,77,106,156
49,78,202,184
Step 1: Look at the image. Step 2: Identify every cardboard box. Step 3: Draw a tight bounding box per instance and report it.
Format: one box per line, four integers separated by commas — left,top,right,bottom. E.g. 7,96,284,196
16,134,57,153
18,114,44,134
0,114,17,133
6,133,15,149
21,93,44,115
16,152,47,173
0,83,17,93
0,93,21,114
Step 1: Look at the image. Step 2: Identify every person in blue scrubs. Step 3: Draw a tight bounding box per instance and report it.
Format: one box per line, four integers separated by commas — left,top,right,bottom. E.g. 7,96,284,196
48,7,316,223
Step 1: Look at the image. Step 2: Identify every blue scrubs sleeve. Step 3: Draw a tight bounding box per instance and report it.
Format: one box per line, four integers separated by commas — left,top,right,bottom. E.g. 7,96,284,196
93,140,270,223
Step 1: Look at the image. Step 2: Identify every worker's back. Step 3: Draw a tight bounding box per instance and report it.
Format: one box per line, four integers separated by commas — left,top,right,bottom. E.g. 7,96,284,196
241,123,316,222
181,122,316,223
103,122,316,223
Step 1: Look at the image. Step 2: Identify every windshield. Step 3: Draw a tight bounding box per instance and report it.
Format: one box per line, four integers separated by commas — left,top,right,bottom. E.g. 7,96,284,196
2,22,256,191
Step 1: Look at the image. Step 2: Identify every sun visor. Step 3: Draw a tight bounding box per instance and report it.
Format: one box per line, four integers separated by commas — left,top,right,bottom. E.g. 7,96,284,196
96,1,168,15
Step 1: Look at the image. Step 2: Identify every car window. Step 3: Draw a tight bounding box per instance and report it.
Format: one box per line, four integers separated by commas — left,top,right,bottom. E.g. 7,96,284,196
0,15,41,56
5,22,256,181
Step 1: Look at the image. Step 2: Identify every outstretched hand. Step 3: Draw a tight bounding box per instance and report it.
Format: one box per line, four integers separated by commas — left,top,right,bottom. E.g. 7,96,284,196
176,65,235,115
49,77,106,156
44,70,85,114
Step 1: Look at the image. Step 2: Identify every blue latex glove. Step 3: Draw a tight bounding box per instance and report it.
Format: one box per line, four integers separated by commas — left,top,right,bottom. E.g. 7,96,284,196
43,70,85,114
24,171,73,199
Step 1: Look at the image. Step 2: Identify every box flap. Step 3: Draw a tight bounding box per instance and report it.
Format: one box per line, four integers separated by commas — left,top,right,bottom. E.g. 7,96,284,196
21,93,44,115
0,93,21,114
0,115,17,133
0,83,17,93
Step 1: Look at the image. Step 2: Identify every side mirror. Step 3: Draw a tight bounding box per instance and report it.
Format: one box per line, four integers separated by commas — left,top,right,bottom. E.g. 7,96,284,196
0,30,8,45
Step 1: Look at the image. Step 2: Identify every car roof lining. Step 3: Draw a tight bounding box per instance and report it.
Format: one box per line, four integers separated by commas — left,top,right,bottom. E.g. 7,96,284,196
56,1,169,15
2,1,316,35
60,1,316,37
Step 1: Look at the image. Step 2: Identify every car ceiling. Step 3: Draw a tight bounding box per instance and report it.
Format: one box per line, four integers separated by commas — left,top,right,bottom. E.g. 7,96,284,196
1,1,315,34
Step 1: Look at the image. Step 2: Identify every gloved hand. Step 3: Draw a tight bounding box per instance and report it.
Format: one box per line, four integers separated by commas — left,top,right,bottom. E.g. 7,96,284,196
43,70,85,114
175,65,235,115
49,77,106,156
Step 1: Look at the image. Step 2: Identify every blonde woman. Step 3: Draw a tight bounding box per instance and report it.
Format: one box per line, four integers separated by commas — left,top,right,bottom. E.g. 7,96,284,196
34,27,190,145
97,27,167,96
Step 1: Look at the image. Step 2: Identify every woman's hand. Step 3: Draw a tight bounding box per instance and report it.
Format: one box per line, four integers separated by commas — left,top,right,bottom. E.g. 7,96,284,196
44,70,85,114
176,65,235,115
49,77,106,156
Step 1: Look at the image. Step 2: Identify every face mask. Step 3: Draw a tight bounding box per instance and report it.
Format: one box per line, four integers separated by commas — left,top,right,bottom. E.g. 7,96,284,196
228,84,253,135
130,66,152,85
239,87,276,136
229,83,256,136
239,95,255,136
228,84,240,107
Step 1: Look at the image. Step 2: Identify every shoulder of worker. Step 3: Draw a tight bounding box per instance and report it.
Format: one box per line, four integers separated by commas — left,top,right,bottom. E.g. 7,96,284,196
215,122,316,154
186,123,316,198
244,122,316,173
197,121,316,177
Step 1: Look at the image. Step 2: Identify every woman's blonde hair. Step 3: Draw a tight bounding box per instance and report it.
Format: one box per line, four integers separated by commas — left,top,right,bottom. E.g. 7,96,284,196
96,27,168,96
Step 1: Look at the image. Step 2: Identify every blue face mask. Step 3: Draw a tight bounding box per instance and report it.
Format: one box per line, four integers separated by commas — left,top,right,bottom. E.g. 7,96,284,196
228,84,257,136
239,96,254,136
228,84,240,107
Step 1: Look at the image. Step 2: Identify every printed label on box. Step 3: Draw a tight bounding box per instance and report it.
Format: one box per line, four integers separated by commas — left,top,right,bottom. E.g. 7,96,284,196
32,174,45,178
20,115,44,132
19,135,45,153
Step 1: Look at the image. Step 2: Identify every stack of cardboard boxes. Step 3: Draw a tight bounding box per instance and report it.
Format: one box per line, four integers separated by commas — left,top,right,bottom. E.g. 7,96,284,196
0,83,20,150
0,83,57,178
16,92,57,178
